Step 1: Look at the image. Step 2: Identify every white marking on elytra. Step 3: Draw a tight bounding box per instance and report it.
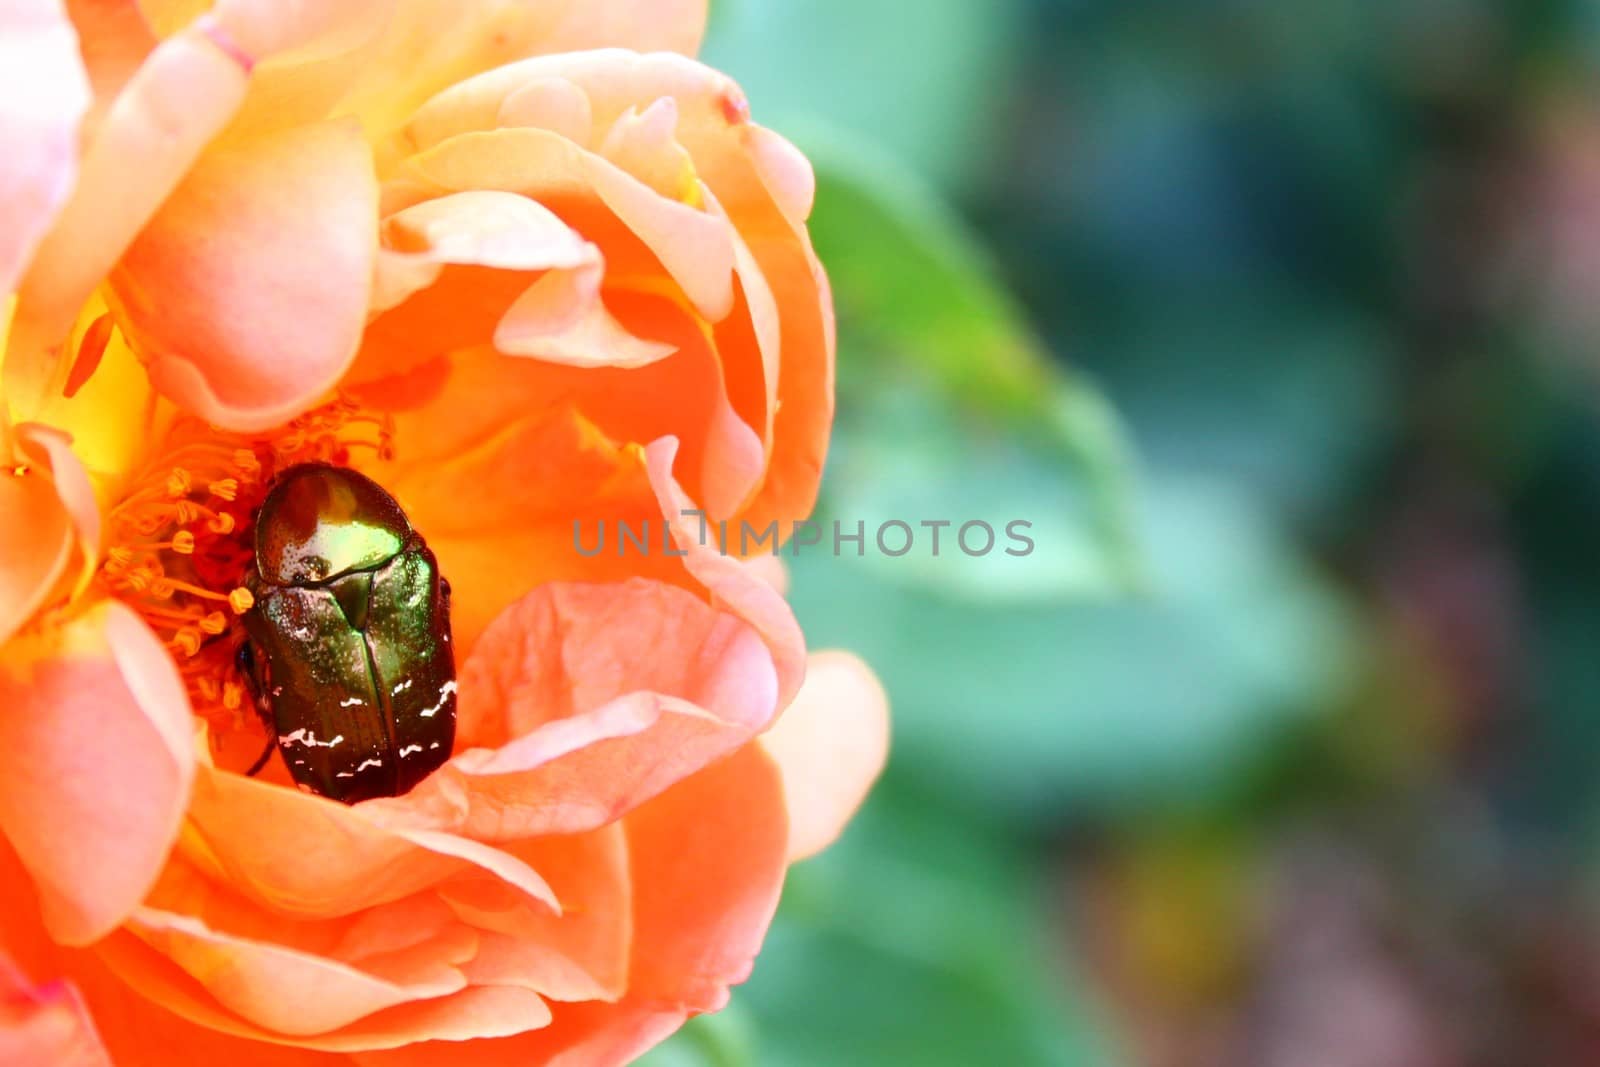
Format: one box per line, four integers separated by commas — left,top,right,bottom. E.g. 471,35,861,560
419,680,457,718
399,744,423,757
354,758,383,773
339,696,364,707
392,679,413,695
278,729,345,749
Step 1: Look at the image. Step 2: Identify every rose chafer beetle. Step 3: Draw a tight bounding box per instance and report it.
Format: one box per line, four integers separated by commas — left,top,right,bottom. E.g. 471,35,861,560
238,463,456,804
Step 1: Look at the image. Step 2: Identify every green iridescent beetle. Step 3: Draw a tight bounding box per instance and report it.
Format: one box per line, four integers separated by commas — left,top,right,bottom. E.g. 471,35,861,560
238,463,456,804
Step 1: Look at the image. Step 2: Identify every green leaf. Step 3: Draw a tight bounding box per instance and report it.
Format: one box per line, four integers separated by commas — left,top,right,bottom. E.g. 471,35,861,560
799,129,1144,599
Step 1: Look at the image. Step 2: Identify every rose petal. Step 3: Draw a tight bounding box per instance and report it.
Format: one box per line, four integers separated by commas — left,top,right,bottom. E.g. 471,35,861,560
0,0,89,297
184,763,557,920
0,845,327,1066
6,17,251,414
345,0,706,144
762,650,890,861
404,49,832,532
451,828,631,1003
97,928,551,1051
0,956,112,1067
597,97,697,201
543,54,833,534
125,908,466,1037
370,577,779,840
0,458,74,649
13,422,102,599
532,0,707,57
137,0,389,57
352,743,785,1067
379,189,595,297
108,117,378,430
645,437,807,704
351,1001,683,1067
366,397,674,654
360,190,674,376
496,258,677,370
497,76,591,144
399,125,736,321
65,0,158,140
0,601,194,945
624,742,789,1010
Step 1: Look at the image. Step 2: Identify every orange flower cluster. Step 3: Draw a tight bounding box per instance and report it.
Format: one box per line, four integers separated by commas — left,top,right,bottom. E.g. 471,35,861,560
0,2,886,1063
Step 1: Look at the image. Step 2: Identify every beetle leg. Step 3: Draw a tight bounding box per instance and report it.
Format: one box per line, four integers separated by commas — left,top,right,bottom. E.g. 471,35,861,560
235,639,278,777
244,732,275,777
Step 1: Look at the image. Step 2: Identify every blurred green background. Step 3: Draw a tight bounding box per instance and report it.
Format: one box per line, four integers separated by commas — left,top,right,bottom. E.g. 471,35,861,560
652,1,1600,1064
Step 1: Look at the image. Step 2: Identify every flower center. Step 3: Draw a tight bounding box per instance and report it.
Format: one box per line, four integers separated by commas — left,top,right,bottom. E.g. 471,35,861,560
99,398,395,755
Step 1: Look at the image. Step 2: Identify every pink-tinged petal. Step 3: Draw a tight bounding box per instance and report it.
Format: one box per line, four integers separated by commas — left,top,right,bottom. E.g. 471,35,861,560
496,258,677,369
746,125,817,223
497,77,591,144
403,52,748,177
362,189,674,372
6,17,251,414
624,742,789,1010
97,927,551,1051
141,853,477,977
762,651,890,862
325,985,549,1050
745,553,790,596
533,0,707,57
713,205,784,470
353,748,781,1065
405,50,833,529
384,191,598,278
295,0,702,165
597,98,697,201
645,438,807,704
358,191,674,386
351,1001,684,1067
65,0,159,139
108,118,377,430
137,0,389,57
356,752,785,1063
399,125,736,321
529,54,832,533
384,189,595,275
0,459,74,649
690,136,834,536
125,907,466,1037
371,577,779,839
0,601,194,945
0,849,335,1066
170,1,398,144
450,829,631,1004
13,423,102,599
0,957,112,1067
0,0,90,297
184,762,557,920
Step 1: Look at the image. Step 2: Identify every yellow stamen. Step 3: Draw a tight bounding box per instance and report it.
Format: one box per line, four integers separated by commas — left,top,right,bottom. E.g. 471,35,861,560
94,396,395,754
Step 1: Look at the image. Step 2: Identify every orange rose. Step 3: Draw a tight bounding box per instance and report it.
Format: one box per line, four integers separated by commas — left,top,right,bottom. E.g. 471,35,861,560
0,1,886,1063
